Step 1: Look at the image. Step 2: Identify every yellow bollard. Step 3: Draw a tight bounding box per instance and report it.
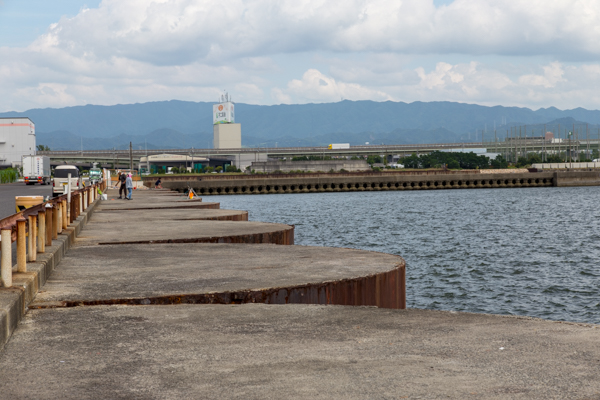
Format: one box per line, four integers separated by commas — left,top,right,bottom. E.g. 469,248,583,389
1,228,12,288
17,219,27,273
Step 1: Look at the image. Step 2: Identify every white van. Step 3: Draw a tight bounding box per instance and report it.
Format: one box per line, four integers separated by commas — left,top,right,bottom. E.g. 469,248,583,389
52,165,81,197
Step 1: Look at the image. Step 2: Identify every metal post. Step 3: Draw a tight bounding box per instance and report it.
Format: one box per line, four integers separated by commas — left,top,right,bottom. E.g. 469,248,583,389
1,228,12,288
45,205,53,247
79,191,83,214
57,203,62,234
62,200,68,229
129,141,133,171
28,214,37,262
67,172,72,223
17,218,27,273
38,210,45,253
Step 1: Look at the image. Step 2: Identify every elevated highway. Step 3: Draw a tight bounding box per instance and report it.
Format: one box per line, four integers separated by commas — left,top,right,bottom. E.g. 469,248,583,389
38,139,600,167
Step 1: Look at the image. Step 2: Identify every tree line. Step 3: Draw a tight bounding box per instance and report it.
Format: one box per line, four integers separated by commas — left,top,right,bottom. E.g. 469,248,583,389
399,151,504,169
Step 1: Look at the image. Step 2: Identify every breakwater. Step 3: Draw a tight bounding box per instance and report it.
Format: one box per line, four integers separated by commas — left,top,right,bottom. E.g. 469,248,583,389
144,170,600,195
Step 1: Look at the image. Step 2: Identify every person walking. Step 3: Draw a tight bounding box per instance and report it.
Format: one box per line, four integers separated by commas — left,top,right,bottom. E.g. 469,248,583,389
126,173,133,200
118,172,127,199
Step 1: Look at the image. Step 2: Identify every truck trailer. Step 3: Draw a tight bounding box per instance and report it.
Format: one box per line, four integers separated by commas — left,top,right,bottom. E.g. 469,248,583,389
22,155,50,185
328,143,350,150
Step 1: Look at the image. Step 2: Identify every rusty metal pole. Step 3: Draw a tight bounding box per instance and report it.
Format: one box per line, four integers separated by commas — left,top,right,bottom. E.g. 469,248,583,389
76,193,81,218
1,228,12,288
28,215,37,262
45,205,53,247
52,203,58,239
37,210,45,253
56,203,62,234
62,200,67,229
69,197,75,224
17,218,27,273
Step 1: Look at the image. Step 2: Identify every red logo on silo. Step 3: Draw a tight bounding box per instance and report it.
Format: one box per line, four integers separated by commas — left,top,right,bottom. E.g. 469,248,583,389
218,105,224,111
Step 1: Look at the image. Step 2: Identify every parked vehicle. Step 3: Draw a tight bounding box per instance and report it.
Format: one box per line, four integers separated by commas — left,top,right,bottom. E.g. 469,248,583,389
52,165,81,197
328,143,350,150
89,168,102,184
22,155,50,185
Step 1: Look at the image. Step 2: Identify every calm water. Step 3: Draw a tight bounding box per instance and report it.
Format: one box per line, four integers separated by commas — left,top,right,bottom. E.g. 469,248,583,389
210,187,600,324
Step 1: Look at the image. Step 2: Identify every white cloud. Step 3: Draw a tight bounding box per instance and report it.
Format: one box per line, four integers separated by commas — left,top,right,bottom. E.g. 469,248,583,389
4,0,600,111
519,62,565,88
280,69,393,103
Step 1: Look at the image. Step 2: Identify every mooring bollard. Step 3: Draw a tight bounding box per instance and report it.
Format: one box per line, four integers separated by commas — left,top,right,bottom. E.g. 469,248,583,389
1,228,12,288
28,214,37,262
45,204,53,247
37,210,45,254
17,218,27,273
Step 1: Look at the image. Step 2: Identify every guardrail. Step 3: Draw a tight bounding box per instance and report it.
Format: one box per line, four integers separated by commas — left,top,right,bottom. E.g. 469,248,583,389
0,179,107,288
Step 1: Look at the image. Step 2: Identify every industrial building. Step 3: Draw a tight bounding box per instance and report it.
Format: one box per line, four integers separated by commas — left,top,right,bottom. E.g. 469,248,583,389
0,117,36,168
213,94,241,149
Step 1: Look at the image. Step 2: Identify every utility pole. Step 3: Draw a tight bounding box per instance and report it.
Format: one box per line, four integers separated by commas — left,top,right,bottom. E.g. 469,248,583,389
129,142,133,172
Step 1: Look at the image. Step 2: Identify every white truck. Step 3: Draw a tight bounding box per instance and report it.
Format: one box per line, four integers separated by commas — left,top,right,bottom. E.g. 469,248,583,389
52,165,81,197
22,155,51,185
328,143,350,149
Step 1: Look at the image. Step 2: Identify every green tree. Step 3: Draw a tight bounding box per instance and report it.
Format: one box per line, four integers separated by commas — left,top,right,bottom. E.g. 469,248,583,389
215,166,223,173
447,159,460,169
366,155,383,164
490,155,508,169
400,153,420,169
36,144,50,151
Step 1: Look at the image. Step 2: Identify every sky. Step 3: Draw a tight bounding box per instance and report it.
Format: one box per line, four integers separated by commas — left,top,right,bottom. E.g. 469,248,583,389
1,0,600,112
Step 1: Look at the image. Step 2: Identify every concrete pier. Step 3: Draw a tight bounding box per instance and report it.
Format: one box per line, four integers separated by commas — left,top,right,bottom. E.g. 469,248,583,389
1,188,600,399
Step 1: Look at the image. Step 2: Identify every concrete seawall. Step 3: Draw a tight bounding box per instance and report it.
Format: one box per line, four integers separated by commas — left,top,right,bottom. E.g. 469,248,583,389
147,170,600,195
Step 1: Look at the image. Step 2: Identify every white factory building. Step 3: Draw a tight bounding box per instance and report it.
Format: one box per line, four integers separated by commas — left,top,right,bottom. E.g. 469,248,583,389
0,117,36,168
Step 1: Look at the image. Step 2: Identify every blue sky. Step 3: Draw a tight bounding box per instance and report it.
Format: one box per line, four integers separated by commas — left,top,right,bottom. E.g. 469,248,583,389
1,0,599,112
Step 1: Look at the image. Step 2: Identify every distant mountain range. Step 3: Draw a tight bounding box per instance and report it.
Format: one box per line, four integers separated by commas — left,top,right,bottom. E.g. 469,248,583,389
2,100,600,150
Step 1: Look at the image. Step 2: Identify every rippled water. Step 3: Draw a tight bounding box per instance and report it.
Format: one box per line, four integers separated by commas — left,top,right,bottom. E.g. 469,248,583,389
210,186,600,323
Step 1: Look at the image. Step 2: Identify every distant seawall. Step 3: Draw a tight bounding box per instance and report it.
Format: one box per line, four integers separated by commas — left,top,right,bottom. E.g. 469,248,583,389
144,170,600,195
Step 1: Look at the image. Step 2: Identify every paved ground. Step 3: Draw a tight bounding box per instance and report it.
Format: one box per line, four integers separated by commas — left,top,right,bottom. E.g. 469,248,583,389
2,188,600,399
0,182,52,219
1,304,599,400
90,208,249,222
30,243,402,304
76,218,293,245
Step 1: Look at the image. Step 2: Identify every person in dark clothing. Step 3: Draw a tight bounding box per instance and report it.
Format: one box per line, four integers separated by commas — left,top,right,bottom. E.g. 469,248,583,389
155,177,162,189
118,173,127,199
